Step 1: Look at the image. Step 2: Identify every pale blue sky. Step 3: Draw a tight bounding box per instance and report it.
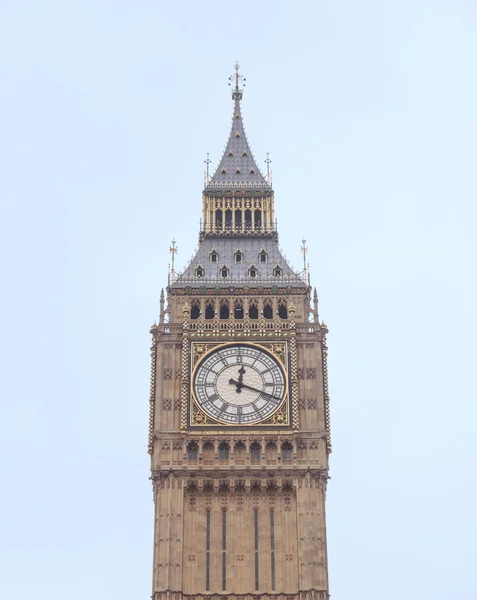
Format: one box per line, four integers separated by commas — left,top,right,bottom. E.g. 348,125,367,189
1,1,477,599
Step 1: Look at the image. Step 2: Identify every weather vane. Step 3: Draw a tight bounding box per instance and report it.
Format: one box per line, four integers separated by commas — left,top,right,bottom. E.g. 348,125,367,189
228,62,246,99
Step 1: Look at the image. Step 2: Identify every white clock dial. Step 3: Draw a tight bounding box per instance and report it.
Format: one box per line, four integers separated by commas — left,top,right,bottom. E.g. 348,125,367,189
193,344,286,425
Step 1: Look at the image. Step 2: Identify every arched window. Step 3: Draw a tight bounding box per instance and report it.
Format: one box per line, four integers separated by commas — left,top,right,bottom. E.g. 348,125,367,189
219,442,230,461
250,442,261,462
259,250,268,264
220,298,230,319
273,265,282,277
195,266,204,278
263,298,273,320
281,442,293,461
225,209,232,228
234,299,244,319
210,251,218,263
235,251,243,264
187,441,198,461
220,266,229,278
249,299,258,320
216,210,223,229
278,299,288,319
205,299,215,319
249,266,258,278
254,209,262,230
191,299,200,320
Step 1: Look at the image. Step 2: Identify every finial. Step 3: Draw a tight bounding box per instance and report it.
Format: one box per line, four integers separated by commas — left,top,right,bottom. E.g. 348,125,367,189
228,62,246,100
300,238,309,284
265,152,272,176
169,239,178,283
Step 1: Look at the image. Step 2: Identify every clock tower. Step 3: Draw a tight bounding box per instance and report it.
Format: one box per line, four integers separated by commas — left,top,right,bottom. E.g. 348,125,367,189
148,66,332,600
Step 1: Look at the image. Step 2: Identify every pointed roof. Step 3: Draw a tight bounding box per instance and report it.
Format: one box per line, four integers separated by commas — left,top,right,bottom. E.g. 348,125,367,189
205,65,271,191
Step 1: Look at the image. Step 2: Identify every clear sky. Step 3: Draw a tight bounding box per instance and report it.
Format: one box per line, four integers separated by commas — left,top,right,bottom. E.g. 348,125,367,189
1,1,476,599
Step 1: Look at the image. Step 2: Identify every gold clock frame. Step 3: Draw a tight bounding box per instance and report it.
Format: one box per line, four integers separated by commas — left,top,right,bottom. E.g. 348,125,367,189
188,341,291,430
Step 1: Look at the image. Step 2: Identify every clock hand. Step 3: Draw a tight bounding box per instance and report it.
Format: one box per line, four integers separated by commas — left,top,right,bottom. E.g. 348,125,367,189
237,365,246,385
229,379,282,402
228,377,243,393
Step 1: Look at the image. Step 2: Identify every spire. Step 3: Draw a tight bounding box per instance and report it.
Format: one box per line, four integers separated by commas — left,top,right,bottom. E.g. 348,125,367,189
206,63,271,191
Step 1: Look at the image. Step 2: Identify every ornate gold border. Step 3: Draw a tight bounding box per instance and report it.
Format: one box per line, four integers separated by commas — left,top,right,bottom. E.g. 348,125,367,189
189,341,290,429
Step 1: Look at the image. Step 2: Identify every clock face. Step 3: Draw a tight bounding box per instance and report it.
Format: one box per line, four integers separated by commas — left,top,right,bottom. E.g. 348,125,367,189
193,344,287,425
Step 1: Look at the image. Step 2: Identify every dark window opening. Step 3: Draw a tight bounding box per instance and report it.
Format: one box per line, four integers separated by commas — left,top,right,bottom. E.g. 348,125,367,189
220,300,229,320
250,169,255,174
228,151,234,157
244,209,252,229
216,210,223,229
278,302,287,319
225,209,232,228
191,301,200,320
235,252,243,264
249,302,258,320
263,301,273,319
249,268,257,278
210,251,218,263
234,300,244,319
254,209,262,230
273,266,282,277
235,210,242,230
221,267,229,279
187,442,198,461
195,266,204,278
219,442,229,460
259,251,267,263
205,301,215,319
282,442,293,461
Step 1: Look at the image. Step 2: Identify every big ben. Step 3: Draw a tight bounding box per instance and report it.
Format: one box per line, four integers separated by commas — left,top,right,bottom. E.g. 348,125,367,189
148,65,332,600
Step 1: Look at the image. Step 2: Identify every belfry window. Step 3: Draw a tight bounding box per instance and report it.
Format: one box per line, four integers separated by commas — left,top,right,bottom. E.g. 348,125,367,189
234,299,244,319
263,298,273,320
219,298,230,319
259,250,268,264
249,299,258,319
195,266,204,278
191,299,200,319
205,299,215,319
278,299,288,319
210,251,218,263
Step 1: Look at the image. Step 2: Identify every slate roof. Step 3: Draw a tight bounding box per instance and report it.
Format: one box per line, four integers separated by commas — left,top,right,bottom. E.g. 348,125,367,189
171,237,306,288
206,93,271,191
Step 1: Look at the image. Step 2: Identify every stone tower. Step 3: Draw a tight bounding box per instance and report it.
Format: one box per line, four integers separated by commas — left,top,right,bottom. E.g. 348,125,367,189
148,66,331,600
